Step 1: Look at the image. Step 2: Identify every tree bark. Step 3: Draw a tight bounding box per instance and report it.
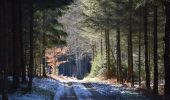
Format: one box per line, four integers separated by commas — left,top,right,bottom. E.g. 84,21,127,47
127,0,134,86
42,33,46,77
164,1,170,95
105,29,111,79
92,44,95,61
1,0,9,99
42,11,46,77
144,1,150,89
12,0,22,89
153,4,158,94
117,26,122,83
19,0,26,84
108,30,111,78
138,32,141,87
101,32,103,56
28,1,34,90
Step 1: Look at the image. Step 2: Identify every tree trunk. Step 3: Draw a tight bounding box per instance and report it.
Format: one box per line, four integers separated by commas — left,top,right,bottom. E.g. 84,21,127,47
101,32,103,56
19,0,26,84
153,4,158,94
42,33,46,77
92,44,95,61
1,0,9,99
138,32,141,87
40,54,42,76
127,0,134,86
164,1,170,95
105,30,108,78
12,0,22,89
144,2,150,90
42,11,46,77
108,30,111,78
105,29,111,79
117,26,122,83
28,1,34,90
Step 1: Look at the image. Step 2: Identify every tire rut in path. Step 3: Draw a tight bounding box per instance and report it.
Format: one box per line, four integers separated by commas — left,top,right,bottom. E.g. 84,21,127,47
60,82,78,100
82,83,114,100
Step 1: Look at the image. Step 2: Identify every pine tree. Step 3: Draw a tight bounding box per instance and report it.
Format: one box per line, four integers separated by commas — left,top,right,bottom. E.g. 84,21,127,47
164,0,170,95
144,0,150,90
153,1,158,94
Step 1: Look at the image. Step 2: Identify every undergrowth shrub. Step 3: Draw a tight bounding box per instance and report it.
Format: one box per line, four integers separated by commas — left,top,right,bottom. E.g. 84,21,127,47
89,52,107,78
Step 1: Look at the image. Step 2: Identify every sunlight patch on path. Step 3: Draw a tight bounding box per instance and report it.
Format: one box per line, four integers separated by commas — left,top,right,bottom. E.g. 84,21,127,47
33,77,65,100
3,76,154,100
90,83,151,100
50,75,78,83
73,83,92,100
60,82,78,100
50,75,93,100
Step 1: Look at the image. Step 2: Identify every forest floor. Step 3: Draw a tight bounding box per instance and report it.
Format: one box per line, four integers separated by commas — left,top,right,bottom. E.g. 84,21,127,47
0,75,157,100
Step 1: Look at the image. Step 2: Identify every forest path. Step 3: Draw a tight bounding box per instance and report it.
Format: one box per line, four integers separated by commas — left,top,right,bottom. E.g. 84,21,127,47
82,83,115,100
4,76,154,100
55,81,114,100
50,75,113,100
49,75,153,100
60,82,78,100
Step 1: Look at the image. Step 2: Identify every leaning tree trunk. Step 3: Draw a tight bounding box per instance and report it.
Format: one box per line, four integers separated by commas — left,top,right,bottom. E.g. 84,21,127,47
164,1,170,95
